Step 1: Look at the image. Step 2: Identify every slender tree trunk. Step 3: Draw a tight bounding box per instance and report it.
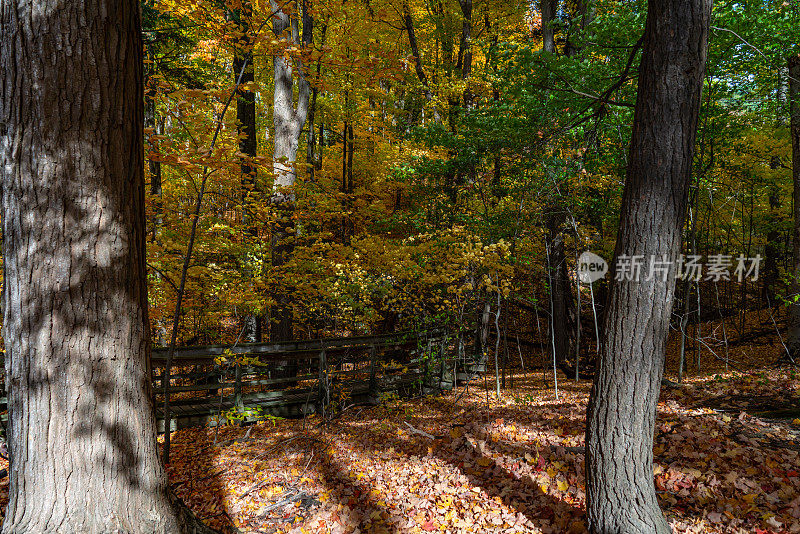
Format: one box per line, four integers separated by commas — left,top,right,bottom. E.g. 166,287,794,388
585,0,711,530
540,0,556,54
145,84,163,243
456,0,472,106
232,1,260,343
402,0,439,123
306,21,326,183
0,0,216,531
787,54,800,355
547,224,579,376
763,184,781,306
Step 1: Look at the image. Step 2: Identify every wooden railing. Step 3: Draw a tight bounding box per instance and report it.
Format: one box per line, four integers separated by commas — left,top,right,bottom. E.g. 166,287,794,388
150,329,482,431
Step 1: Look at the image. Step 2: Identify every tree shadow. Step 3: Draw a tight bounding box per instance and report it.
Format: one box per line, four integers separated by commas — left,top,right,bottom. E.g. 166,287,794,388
314,395,586,532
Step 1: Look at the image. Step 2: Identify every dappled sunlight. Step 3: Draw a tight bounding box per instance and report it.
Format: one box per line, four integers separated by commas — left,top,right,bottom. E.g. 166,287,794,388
135,369,800,533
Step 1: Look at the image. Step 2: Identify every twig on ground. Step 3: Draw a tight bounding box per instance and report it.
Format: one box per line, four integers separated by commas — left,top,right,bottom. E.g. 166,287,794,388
256,492,309,517
404,421,438,440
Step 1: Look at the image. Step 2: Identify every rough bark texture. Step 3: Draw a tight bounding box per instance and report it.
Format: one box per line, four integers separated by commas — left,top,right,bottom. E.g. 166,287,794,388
0,0,217,532
584,0,711,531
787,54,800,355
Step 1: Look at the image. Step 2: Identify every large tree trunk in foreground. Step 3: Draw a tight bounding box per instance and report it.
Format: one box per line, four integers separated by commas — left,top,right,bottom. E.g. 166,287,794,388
0,1,216,532
584,0,710,531
787,54,800,356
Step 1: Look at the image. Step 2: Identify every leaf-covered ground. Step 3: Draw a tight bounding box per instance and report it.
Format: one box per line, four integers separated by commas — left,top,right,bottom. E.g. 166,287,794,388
160,367,800,534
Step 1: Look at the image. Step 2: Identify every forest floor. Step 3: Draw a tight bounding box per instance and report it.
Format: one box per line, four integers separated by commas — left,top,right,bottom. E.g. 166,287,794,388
0,310,798,533
158,308,800,534
162,366,800,534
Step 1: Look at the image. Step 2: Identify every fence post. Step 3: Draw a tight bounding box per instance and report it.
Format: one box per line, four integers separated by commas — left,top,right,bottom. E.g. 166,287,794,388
234,361,243,409
318,346,328,414
423,337,433,394
439,335,450,390
368,343,378,403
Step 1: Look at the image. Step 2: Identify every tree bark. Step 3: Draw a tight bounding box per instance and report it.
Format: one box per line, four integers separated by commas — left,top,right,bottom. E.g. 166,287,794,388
540,0,556,54
763,183,781,306
546,221,579,377
231,1,261,343
787,54,800,355
565,0,594,56
145,82,163,243
270,0,311,342
306,20,326,183
402,0,440,125
584,0,711,530
0,0,217,532
456,0,472,106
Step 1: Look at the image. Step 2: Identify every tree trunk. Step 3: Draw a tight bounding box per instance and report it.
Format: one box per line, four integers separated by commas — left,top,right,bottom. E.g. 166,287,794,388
456,0,472,106
565,0,594,56
763,184,781,306
584,0,711,530
0,0,216,532
234,2,257,220
546,225,579,377
232,1,260,343
306,20,326,183
787,54,800,355
270,0,311,343
540,0,556,54
402,0,439,124
145,85,163,243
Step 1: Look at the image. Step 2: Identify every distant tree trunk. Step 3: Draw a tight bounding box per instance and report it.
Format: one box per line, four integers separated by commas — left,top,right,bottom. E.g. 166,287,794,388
585,0,711,530
546,220,579,377
540,0,577,377
763,183,781,306
540,0,556,54
565,0,594,56
145,84,163,243
232,1,260,343
270,0,311,343
787,54,800,355
456,0,472,106
306,22,327,183
402,0,439,123
0,0,216,531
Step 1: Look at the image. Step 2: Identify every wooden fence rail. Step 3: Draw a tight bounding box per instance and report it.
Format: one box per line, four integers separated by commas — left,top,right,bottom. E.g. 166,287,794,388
151,328,482,431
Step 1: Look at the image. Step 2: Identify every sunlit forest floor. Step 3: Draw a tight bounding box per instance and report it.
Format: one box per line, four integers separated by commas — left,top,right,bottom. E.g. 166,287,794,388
155,306,800,534
0,310,798,533
157,362,800,534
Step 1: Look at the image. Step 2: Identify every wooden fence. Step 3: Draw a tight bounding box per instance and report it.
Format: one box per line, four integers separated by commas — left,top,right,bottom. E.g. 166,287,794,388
151,329,482,431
